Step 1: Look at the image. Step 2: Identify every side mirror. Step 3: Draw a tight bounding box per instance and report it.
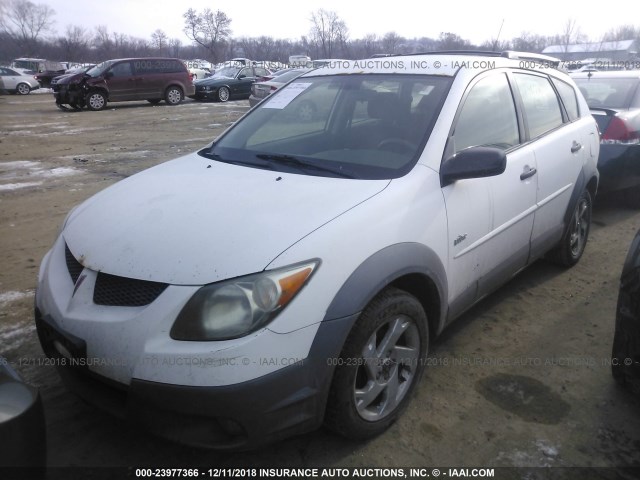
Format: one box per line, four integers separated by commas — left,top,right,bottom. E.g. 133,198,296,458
440,146,507,187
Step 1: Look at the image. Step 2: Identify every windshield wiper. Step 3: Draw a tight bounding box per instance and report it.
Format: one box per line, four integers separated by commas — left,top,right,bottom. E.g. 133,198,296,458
200,150,277,170
255,154,355,178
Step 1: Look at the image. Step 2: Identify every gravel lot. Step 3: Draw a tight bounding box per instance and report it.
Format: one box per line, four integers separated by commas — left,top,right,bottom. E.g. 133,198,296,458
1,92,640,478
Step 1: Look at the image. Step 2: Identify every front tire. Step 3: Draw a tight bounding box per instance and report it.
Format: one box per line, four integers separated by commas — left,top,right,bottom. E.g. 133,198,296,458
16,83,31,95
85,91,107,111
324,287,428,439
165,86,183,105
548,189,592,267
217,86,230,102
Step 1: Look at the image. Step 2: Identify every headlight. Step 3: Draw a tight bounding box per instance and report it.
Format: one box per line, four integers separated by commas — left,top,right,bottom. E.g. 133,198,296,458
170,260,319,341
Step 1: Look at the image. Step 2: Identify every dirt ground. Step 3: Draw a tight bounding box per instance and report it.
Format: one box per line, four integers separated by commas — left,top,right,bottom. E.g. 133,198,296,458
1,93,640,476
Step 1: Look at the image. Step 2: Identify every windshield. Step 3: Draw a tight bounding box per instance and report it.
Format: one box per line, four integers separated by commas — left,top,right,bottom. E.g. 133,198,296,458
206,74,451,180
86,60,116,78
574,77,640,109
212,67,241,79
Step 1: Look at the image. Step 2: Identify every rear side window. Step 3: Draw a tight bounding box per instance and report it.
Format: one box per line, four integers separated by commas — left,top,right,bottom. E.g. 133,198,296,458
514,73,563,138
453,73,520,153
552,78,579,121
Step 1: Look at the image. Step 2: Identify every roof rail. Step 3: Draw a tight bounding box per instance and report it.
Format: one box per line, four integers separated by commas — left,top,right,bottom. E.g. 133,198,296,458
501,51,561,66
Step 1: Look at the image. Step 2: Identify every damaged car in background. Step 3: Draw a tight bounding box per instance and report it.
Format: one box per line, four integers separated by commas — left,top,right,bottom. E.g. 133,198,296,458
52,58,194,111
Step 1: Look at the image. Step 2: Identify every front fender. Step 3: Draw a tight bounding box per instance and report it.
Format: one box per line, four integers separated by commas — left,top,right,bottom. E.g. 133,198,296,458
323,242,448,332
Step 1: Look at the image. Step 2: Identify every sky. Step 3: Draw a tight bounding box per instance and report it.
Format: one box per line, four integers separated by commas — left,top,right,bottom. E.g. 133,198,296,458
39,0,639,47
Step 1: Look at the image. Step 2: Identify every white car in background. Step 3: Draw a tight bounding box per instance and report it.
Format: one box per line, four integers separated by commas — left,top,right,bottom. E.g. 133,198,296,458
0,67,40,95
35,51,599,450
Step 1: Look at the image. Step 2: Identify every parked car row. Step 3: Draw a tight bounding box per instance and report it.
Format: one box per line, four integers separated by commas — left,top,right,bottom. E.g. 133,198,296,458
52,57,195,111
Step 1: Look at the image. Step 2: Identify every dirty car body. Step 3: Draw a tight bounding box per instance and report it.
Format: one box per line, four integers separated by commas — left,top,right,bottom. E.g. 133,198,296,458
36,52,599,450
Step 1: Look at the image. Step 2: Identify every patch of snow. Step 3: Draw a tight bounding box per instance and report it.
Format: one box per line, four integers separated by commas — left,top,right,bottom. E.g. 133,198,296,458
0,181,43,191
0,290,34,304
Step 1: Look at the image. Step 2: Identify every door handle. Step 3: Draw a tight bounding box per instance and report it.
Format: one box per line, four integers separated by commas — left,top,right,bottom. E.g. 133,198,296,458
520,166,537,181
571,141,582,153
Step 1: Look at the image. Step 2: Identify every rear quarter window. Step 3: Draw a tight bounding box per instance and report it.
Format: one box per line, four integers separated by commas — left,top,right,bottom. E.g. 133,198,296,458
551,78,580,121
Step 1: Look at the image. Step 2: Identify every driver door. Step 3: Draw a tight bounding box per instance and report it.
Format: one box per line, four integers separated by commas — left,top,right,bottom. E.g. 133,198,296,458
443,72,538,318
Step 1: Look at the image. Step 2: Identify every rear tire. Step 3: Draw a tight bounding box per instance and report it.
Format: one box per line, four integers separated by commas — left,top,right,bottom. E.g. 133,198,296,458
16,83,31,95
324,287,428,439
548,189,592,267
165,87,183,105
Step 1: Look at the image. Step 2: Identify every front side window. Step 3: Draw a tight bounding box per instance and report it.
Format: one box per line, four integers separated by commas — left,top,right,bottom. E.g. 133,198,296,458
514,73,563,139
452,73,520,153
110,62,133,78
87,61,115,78
205,74,452,179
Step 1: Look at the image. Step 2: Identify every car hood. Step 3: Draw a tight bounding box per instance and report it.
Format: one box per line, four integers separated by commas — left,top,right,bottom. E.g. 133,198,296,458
55,72,87,85
63,152,389,285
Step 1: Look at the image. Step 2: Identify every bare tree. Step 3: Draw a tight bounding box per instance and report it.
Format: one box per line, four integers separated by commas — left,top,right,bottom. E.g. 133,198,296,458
560,18,585,54
183,8,232,63
0,0,55,55
92,25,112,59
437,32,472,50
511,32,549,53
58,25,90,62
168,38,182,58
151,29,168,55
309,9,348,58
382,32,404,54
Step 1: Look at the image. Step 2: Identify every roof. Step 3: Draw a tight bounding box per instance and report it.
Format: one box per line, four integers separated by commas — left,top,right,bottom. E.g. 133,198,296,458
543,39,636,54
302,51,563,78
570,70,640,79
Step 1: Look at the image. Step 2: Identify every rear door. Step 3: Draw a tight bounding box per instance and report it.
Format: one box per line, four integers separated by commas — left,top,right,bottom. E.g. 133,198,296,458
511,72,587,256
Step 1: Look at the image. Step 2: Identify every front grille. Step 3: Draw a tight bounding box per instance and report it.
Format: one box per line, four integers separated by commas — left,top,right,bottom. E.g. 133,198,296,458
93,272,168,307
65,244,84,284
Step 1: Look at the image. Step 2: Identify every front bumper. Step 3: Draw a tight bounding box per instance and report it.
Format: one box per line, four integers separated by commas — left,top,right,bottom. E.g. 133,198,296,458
35,305,357,449
34,236,359,448
54,84,85,106
193,88,218,100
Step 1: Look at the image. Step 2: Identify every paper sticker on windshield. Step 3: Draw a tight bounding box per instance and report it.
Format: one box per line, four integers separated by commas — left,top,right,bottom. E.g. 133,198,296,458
263,82,312,109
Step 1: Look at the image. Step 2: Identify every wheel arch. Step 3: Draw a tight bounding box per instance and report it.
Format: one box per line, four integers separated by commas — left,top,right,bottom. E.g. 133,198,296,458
87,87,109,101
165,84,183,95
323,242,448,337
562,166,597,229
